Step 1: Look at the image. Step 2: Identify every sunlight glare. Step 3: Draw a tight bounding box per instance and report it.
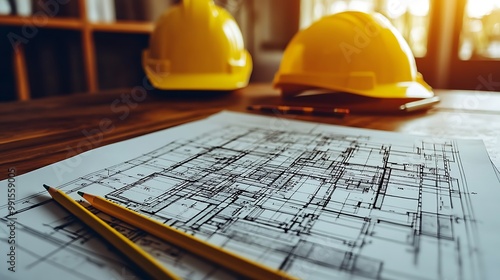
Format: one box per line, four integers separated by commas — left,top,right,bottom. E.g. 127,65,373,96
466,0,498,18
409,0,430,17
386,0,408,18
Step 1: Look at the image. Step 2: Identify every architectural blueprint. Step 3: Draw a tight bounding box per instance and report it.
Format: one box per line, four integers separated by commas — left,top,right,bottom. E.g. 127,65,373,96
1,111,500,280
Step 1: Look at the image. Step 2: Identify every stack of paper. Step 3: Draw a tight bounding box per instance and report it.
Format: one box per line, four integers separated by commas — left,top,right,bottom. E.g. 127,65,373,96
1,111,499,279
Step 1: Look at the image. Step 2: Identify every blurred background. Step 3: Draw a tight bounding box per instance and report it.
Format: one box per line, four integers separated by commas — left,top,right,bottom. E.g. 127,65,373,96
0,0,499,102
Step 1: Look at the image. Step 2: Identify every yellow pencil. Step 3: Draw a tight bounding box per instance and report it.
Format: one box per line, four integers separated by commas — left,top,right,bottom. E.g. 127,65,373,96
79,191,298,280
43,185,180,280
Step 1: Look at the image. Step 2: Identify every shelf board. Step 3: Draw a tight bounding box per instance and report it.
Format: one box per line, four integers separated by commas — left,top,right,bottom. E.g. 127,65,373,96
0,16,154,34
90,21,154,34
0,15,83,30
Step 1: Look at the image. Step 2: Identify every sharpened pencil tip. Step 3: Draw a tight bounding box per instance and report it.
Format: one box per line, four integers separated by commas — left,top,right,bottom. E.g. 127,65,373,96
43,184,50,190
77,191,85,197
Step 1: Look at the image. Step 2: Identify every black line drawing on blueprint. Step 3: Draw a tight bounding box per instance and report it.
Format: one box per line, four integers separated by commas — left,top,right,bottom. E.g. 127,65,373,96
1,120,488,280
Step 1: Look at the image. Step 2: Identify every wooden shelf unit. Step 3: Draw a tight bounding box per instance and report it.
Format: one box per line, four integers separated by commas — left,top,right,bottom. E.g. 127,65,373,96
0,0,156,101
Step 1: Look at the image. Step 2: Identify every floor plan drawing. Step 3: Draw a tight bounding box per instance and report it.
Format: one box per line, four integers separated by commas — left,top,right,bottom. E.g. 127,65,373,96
1,111,499,280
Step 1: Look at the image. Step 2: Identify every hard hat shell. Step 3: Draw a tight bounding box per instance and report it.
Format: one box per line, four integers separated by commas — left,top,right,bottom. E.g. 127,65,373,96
143,0,252,90
273,11,433,99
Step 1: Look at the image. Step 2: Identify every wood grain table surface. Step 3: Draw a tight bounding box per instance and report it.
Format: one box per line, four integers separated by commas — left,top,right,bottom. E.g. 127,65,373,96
1,83,499,180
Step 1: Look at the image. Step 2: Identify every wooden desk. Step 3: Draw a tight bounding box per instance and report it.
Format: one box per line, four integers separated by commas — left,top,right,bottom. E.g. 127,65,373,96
1,84,499,180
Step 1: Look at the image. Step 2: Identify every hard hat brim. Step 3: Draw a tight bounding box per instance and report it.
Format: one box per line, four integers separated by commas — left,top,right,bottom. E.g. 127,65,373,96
143,51,252,91
274,73,434,99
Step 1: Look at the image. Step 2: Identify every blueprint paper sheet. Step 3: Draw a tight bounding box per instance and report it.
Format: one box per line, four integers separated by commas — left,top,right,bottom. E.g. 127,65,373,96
1,111,500,280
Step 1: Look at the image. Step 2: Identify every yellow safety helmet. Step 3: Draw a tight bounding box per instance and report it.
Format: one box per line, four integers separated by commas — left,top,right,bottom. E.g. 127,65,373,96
273,11,434,99
142,0,252,90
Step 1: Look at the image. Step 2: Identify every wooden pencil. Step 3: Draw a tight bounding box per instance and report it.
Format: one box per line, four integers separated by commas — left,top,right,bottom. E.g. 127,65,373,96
399,96,440,112
43,185,180,280
79,191,298,280
247,104,349,117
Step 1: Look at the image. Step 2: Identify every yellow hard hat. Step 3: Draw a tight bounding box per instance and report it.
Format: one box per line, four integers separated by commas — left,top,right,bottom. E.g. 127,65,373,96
142,0,252,91
273,11,433,99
